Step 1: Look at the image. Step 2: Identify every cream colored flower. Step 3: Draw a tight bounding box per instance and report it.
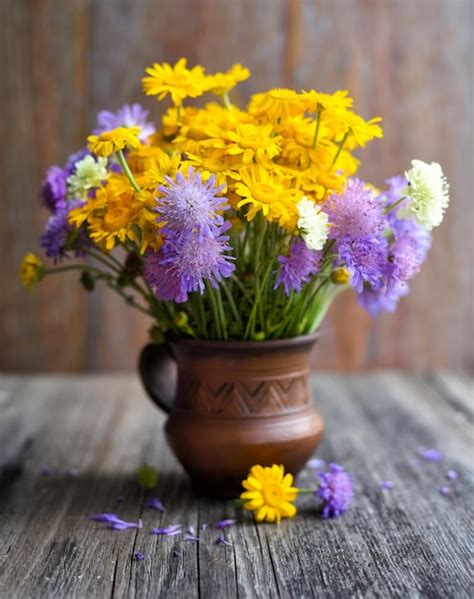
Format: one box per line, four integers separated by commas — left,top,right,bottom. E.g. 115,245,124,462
297,196,329,250
67,155,108,199
399,160,449,230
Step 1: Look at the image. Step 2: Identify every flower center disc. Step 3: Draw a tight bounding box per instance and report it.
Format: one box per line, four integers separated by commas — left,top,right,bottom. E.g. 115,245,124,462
262,482,285,507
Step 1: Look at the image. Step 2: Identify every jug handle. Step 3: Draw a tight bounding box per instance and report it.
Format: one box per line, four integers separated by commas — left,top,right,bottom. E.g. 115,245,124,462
138,343,177,414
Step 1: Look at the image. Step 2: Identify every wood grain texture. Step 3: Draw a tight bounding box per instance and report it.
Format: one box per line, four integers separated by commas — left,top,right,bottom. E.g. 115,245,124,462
0,372,472,597
0,0,472,372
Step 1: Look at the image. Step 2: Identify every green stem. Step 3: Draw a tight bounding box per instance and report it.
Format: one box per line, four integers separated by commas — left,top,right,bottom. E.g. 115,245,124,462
331,130,350,167
117,150,141,193
220,280,243,329
205,281,222,339
383,196,407,214
222,92,232,110
311,104,322,150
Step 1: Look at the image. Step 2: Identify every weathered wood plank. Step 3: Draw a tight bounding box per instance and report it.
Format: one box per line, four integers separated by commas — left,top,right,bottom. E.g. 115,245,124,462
0,373,472,598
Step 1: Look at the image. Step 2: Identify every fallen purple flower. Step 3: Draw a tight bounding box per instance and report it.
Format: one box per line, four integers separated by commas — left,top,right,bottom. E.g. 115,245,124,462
143,497,165,512
307,458,326,469
216,518,236,530
381,481,394,490
151,524,182,536
133,551,145,561
216,535,232,547
91,513,142,531
417,448,443,462
185,526,199,542
438,486,451,496
446,470,458,480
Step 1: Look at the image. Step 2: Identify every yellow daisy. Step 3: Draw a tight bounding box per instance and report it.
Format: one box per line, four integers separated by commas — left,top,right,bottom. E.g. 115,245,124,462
249,88,302,120
235,165,302,228
142,58,207,106
300,89,353,113
87,127,141,157
205,63,250,96
223,123,281,164
19,253,44,291
240,464,298,523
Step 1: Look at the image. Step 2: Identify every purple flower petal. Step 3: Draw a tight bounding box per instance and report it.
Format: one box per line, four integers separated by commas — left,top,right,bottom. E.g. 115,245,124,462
91,513,141,530
446,470,458,480
185,534,199,542
438,486,451,496
143,497,165,512
151,524,182,536
417,447,443,462
216,519,236,530
381,481,394,490
201,523,208,531
216,535,232,547
133,551,145,561
316,463,354,519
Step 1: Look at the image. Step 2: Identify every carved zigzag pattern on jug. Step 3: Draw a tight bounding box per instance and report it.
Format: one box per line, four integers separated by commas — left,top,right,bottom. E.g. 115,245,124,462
178,375,309,415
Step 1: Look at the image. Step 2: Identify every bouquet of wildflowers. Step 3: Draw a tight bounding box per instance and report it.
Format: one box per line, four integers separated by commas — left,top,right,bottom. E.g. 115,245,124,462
21,59,449,341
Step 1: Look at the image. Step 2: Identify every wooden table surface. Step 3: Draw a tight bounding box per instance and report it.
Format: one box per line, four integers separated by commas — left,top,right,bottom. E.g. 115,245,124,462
0,372,472,598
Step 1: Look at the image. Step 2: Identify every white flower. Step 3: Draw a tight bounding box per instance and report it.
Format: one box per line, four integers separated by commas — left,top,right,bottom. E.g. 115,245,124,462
297,196,329,250
398,159,449,230
67,155,108,199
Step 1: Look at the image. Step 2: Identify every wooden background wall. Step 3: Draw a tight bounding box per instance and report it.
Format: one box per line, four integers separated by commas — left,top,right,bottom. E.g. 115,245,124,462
0,0,472,372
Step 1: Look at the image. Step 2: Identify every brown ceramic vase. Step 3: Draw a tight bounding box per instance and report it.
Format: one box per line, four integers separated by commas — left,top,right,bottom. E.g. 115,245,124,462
139,333,323,497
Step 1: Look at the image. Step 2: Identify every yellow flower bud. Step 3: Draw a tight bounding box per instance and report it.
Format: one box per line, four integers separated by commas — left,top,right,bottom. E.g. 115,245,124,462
19,253,44,292
330,267,350,285
174,311,189,329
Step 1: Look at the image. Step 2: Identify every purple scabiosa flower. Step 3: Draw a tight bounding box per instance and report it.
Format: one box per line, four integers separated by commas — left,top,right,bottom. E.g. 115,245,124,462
216,519,235,530
41,165,68,212
157,168,229,241
337,236,388,293
151,524,182,536
325,178,387,243
274,238,322,295
94,104,156,141
417,447,444,462
316,463,354,519
40,199,85,263
144,229,235,303
133,551,145,561
143,497,165,512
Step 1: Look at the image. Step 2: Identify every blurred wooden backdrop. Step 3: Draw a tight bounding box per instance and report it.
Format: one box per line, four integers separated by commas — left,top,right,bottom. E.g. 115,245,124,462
0,0,472,372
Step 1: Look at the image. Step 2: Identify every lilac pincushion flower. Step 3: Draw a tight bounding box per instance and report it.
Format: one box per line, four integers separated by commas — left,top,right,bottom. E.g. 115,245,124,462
274,238,322,295
94,103,156,141
40,199,85,262
41,166,68,212
337,236,388,293
316,463,354,519
144,229,235,303
157,168,229,241
325,178,387,243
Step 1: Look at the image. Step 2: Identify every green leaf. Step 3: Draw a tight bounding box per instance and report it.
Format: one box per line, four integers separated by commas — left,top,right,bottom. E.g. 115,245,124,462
80,271,95,292
135,464,158,489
